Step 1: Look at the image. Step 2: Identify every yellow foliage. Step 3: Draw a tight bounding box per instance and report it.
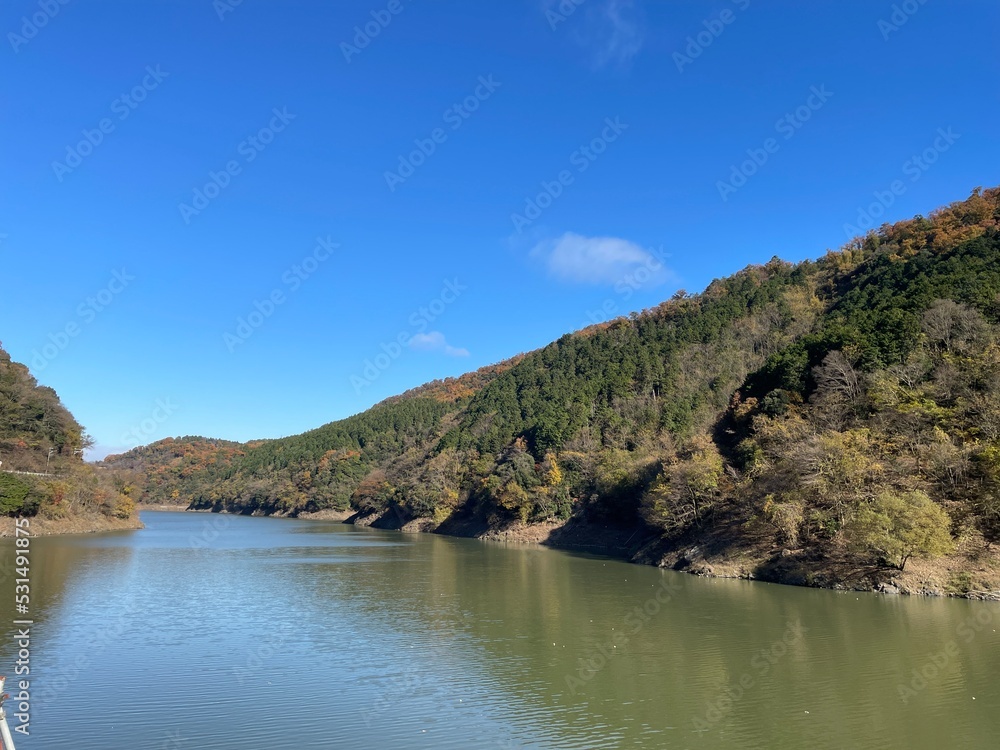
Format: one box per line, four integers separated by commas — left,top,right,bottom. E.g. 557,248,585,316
114,493,136,519
544,453,563,487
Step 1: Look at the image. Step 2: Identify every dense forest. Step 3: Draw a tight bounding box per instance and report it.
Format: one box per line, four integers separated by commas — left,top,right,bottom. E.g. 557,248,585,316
0,347,137,526
105,188,1000,592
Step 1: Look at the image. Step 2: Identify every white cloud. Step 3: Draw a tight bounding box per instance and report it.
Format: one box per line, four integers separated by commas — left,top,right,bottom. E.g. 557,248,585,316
408,331,470,357
547,0,646,69
532,232,670,285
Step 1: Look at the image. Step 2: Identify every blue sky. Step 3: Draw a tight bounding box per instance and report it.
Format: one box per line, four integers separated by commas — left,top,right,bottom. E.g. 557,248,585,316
1,0,997,458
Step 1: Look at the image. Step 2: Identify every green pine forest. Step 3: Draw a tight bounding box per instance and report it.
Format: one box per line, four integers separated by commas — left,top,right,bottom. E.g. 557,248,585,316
28,188,1000,590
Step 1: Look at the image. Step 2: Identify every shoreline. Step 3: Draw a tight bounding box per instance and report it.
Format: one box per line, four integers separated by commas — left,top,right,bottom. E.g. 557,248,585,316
340,510,1000,602
75,504,1000,601
0,513,144,537
139,504,198,512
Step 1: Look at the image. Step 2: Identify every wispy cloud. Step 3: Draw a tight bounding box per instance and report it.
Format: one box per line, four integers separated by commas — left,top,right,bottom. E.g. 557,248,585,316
547,0,646,69
532,232,670,285
409,331,470,357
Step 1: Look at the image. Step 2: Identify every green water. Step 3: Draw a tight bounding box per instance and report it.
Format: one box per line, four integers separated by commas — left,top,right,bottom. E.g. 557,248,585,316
0,511,997,749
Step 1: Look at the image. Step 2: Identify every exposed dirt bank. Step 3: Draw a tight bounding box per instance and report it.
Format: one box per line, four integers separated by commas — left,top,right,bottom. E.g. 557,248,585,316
0,513,144,537
341,507,1000,601
295,508,355,522
139,504,193,512
21,503,994,601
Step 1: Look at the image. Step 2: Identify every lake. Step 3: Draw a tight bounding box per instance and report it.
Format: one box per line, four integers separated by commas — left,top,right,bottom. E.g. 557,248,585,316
1,511,998,749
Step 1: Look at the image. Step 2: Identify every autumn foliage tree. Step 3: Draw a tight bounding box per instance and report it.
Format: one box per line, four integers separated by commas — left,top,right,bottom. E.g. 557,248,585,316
642,436,723,530
845,491,953,570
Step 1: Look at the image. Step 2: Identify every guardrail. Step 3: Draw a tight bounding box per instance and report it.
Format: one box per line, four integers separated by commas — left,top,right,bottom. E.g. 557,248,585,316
0,675,17,750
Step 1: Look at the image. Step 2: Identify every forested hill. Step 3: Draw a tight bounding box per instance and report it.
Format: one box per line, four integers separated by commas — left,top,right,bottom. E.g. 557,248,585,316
0,347,137,526
103,360,525,511
106,188,1000,591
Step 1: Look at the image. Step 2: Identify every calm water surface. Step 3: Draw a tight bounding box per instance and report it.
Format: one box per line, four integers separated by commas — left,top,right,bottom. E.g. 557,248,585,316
1,511,998,749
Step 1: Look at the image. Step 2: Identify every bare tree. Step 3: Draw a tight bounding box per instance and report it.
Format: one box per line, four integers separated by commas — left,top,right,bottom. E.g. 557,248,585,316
922,299,988,355
814,350,863,402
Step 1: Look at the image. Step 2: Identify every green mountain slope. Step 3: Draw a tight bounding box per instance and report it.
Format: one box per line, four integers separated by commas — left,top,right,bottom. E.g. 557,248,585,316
0,347,138,528
103,359,523,513
105,187,1000,592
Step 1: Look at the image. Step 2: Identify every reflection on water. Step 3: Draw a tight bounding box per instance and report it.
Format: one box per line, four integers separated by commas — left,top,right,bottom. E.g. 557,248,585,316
0,511,997,749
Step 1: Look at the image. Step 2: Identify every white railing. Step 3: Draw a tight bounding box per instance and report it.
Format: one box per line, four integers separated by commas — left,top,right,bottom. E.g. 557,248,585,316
0,675,17,750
